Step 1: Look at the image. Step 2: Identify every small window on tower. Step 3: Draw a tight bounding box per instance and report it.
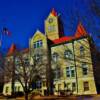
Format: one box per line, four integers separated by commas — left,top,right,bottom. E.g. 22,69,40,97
48,25,55,32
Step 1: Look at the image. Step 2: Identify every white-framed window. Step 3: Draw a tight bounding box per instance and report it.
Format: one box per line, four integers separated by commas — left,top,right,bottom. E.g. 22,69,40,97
64,50,73,59
52,52,59,62
66,66,75,78
82,62,88,75
33,40,43,48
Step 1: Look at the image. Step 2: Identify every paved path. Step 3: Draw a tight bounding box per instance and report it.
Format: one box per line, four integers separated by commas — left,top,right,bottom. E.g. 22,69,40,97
1,95,100,100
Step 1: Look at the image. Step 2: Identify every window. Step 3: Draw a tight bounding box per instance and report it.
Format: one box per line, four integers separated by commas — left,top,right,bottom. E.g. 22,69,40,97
15,86,17,92
58,84,62,91
66,67,70,77
15,58,20,66
18,86,20,92
80,46,85,56
54,68,61,79
84,81,89,91
64,83,70,90
42,81,46,87
66,66,75,78
64,50,73,59
33,40,43,48
71,70,75,77
24,58,29,65
52,52,58,62
72,82,76,91
34,54,42,62
48,25,55,32
6,86,9,93
82,62,88,75
36,81,41,88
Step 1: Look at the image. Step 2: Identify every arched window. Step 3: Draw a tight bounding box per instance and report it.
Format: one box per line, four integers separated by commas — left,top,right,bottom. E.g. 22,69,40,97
52,52,59,62
64,50,73,59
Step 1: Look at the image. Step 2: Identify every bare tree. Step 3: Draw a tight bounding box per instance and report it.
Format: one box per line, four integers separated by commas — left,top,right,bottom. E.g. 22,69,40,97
15,49,47,100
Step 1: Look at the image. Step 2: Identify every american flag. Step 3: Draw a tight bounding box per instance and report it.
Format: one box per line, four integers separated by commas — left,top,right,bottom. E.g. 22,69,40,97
2,27,11,36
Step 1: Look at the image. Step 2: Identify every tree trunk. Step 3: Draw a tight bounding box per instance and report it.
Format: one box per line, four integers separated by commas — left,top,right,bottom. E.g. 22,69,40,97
24,92,28,100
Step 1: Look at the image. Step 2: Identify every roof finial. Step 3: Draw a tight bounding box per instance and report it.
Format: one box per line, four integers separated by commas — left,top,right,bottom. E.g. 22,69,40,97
51,8,57,16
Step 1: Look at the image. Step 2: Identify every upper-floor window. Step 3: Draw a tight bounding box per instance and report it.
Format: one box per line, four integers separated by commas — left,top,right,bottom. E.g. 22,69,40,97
33,40,42,48
64,50,73,59
66,66,75,78
52,52,59,62
34,54,42,62
82,62,88,75
24,58,29,65
15,57,20,66
80,46,85,56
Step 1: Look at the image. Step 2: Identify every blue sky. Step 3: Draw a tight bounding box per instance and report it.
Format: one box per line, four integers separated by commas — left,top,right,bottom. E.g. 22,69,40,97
0,0,100,53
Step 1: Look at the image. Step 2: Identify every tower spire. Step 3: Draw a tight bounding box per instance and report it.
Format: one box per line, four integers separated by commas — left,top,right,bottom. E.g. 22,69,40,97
51,8,57,16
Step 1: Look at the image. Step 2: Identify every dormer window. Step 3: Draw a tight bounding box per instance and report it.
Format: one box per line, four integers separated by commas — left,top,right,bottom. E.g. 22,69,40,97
33,40,42,48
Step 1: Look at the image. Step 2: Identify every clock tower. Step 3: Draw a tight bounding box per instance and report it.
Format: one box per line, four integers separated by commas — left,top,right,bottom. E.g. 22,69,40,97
45,8,64,40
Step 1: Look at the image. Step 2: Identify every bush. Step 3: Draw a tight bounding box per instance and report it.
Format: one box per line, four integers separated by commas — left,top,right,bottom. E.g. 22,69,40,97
14,92,24,97
31,90,42,96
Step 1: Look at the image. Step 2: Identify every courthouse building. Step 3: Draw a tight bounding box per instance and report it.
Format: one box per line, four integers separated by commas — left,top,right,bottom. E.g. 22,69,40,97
3,9,98,95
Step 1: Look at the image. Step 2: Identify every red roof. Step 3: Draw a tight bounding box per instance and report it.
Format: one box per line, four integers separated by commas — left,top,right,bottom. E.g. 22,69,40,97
75,22,87,38
21,48,29,53
7,44,16,56
53,22,88,44
53,36,73,44
51,8,57,16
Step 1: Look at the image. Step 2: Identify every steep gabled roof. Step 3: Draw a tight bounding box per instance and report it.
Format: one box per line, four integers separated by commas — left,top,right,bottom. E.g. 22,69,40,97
75,22,87,38
7,44,16,56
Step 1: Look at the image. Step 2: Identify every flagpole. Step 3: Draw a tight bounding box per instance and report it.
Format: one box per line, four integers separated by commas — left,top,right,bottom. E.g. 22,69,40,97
0,32,2,47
